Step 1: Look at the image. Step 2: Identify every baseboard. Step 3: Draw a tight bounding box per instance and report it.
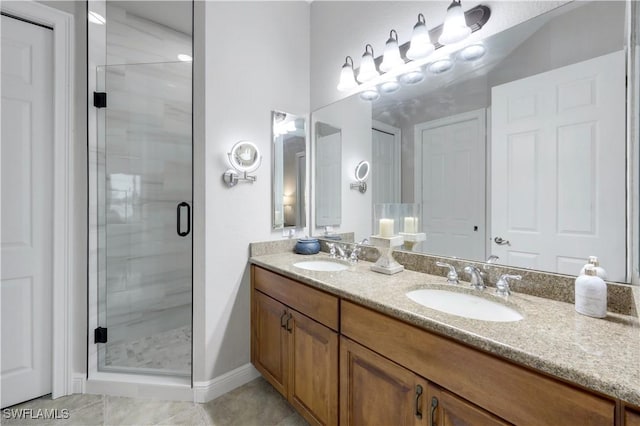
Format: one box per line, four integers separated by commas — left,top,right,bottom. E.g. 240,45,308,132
72,373,86,394
193,363,260,403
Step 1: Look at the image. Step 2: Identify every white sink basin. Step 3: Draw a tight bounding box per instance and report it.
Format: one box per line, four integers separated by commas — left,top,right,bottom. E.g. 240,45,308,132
406,289,523,322
293,260,349,272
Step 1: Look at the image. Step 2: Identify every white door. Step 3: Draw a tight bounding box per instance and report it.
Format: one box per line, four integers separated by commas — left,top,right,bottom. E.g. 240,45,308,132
1,15,54,408
315,128,342,227
491,51,626,281
415,109,486,260
371,122,401,206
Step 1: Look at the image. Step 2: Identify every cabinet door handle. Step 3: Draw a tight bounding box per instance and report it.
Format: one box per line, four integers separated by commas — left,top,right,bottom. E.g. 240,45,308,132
280,310,288,329
286,313,293,333
429,396,438,426
415,384,423,419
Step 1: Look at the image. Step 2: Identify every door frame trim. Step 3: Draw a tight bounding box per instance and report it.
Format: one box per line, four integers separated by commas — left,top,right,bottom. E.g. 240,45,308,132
372,120,402,202
1,1,75,399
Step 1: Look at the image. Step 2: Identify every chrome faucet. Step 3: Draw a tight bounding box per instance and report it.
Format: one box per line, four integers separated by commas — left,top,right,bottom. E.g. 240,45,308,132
463,265,485,290
335,243,347,259
349,238,369,263
436,262,459,284
496,274,521,297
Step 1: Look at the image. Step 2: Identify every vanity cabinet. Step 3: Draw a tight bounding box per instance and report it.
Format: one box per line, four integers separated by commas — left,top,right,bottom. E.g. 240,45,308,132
251,266,339,426
341,300,615,426
340,336,507,426
626,407,640,426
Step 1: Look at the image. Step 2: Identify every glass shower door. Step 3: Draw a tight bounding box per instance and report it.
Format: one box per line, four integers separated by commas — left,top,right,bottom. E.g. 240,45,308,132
96,61,192,376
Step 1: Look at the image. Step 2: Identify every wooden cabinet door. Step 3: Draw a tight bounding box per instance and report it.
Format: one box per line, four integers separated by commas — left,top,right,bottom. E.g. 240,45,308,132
428,384,511,426
288,311,339,426
340,336,428,426
252,291,289,396
626,408,640,426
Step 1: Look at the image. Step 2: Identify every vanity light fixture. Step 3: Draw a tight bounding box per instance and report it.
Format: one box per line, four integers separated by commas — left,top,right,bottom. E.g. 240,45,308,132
458,43,486,61
337,56,358,91
406,14,435,61
357,44,380,83
337,3,490,98
439,0,472,45
380,30,405,73
222,140,262,187
177,54,193,62
350,160,370,193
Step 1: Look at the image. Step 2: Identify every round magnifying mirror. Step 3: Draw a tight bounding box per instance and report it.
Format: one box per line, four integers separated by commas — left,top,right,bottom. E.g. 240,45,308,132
229,141,261,172
355,160,370,182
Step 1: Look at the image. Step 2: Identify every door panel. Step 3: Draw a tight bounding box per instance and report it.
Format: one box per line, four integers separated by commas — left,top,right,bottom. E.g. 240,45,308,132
289,311,338,426
1,15,54,408
253,291,288,396
415,109,486,261
492,51,626,280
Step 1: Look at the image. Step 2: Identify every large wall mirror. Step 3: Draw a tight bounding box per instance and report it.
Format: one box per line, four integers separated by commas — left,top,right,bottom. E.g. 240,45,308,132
272,111,307,230
311,0,638,283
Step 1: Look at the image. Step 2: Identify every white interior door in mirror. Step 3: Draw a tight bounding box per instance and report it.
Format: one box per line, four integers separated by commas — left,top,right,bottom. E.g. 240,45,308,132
415,109,486,261
372,121,401,206
492,50,625,281
316,126,342,226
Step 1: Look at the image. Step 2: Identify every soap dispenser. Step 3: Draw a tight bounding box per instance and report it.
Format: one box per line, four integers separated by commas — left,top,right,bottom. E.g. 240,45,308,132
579,256,607,280
575,265,607,318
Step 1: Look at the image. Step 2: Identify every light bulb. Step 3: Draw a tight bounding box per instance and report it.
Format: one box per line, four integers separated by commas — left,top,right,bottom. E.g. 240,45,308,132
357,44,380,83
406,14,435,61
438,0,471,45
380,30,405,73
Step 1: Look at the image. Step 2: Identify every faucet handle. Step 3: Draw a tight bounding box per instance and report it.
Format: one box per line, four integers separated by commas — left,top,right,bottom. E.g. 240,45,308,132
327,242,336,258
436,262,459,284
496,274,521,296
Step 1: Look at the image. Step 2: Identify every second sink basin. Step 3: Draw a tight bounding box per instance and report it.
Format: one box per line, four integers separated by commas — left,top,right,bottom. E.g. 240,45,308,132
406,289,523,322
293,260,349,272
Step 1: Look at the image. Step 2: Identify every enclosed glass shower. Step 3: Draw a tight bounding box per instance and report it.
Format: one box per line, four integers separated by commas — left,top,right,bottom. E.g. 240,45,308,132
89,1,193,378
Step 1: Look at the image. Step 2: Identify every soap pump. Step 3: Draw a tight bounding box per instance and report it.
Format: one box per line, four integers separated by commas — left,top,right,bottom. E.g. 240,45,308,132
579,256,607,280
575,265,607,318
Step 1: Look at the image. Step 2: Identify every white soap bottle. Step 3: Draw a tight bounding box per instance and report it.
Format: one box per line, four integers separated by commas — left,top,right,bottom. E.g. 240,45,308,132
579,256,607,280
575,265,607,318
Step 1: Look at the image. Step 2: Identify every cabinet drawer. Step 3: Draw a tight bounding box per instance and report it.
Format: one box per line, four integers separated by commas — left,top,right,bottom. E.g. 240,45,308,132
252,266,339,331
341,301,615,426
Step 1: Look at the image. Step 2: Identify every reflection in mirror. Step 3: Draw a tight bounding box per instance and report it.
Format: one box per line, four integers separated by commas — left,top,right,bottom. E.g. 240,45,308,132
315,122,342,227
355,161,370,182
311,1,634,282
272,111,306,229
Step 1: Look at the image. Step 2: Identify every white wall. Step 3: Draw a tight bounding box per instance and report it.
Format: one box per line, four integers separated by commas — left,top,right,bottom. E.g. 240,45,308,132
200,1,310,382
37,0,88,384
310,0,569,111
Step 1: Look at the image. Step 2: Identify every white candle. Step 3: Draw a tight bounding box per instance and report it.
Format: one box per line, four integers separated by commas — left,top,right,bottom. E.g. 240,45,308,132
379,218,394,237
404,217,418,233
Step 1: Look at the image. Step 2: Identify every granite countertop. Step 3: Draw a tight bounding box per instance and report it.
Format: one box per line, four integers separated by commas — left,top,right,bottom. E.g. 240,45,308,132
250,252,640,406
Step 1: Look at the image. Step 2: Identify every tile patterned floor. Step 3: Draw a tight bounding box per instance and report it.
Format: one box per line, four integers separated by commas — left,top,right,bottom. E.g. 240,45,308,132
103,326,191,374
2,378,308,426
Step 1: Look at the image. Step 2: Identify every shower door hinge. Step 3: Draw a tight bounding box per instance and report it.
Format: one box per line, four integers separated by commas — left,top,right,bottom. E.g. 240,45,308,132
93,92,107,108
94,327,108,343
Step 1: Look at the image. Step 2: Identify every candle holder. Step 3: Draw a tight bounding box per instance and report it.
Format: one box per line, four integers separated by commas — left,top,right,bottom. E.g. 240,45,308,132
370,235,405,274
399,232,426,251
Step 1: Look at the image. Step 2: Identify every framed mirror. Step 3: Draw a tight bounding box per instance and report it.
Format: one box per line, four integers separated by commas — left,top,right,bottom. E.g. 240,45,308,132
272,111,306,229
310,1,637,283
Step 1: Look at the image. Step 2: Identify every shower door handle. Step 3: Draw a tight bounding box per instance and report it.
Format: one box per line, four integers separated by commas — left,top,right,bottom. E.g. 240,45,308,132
177,202,191,237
